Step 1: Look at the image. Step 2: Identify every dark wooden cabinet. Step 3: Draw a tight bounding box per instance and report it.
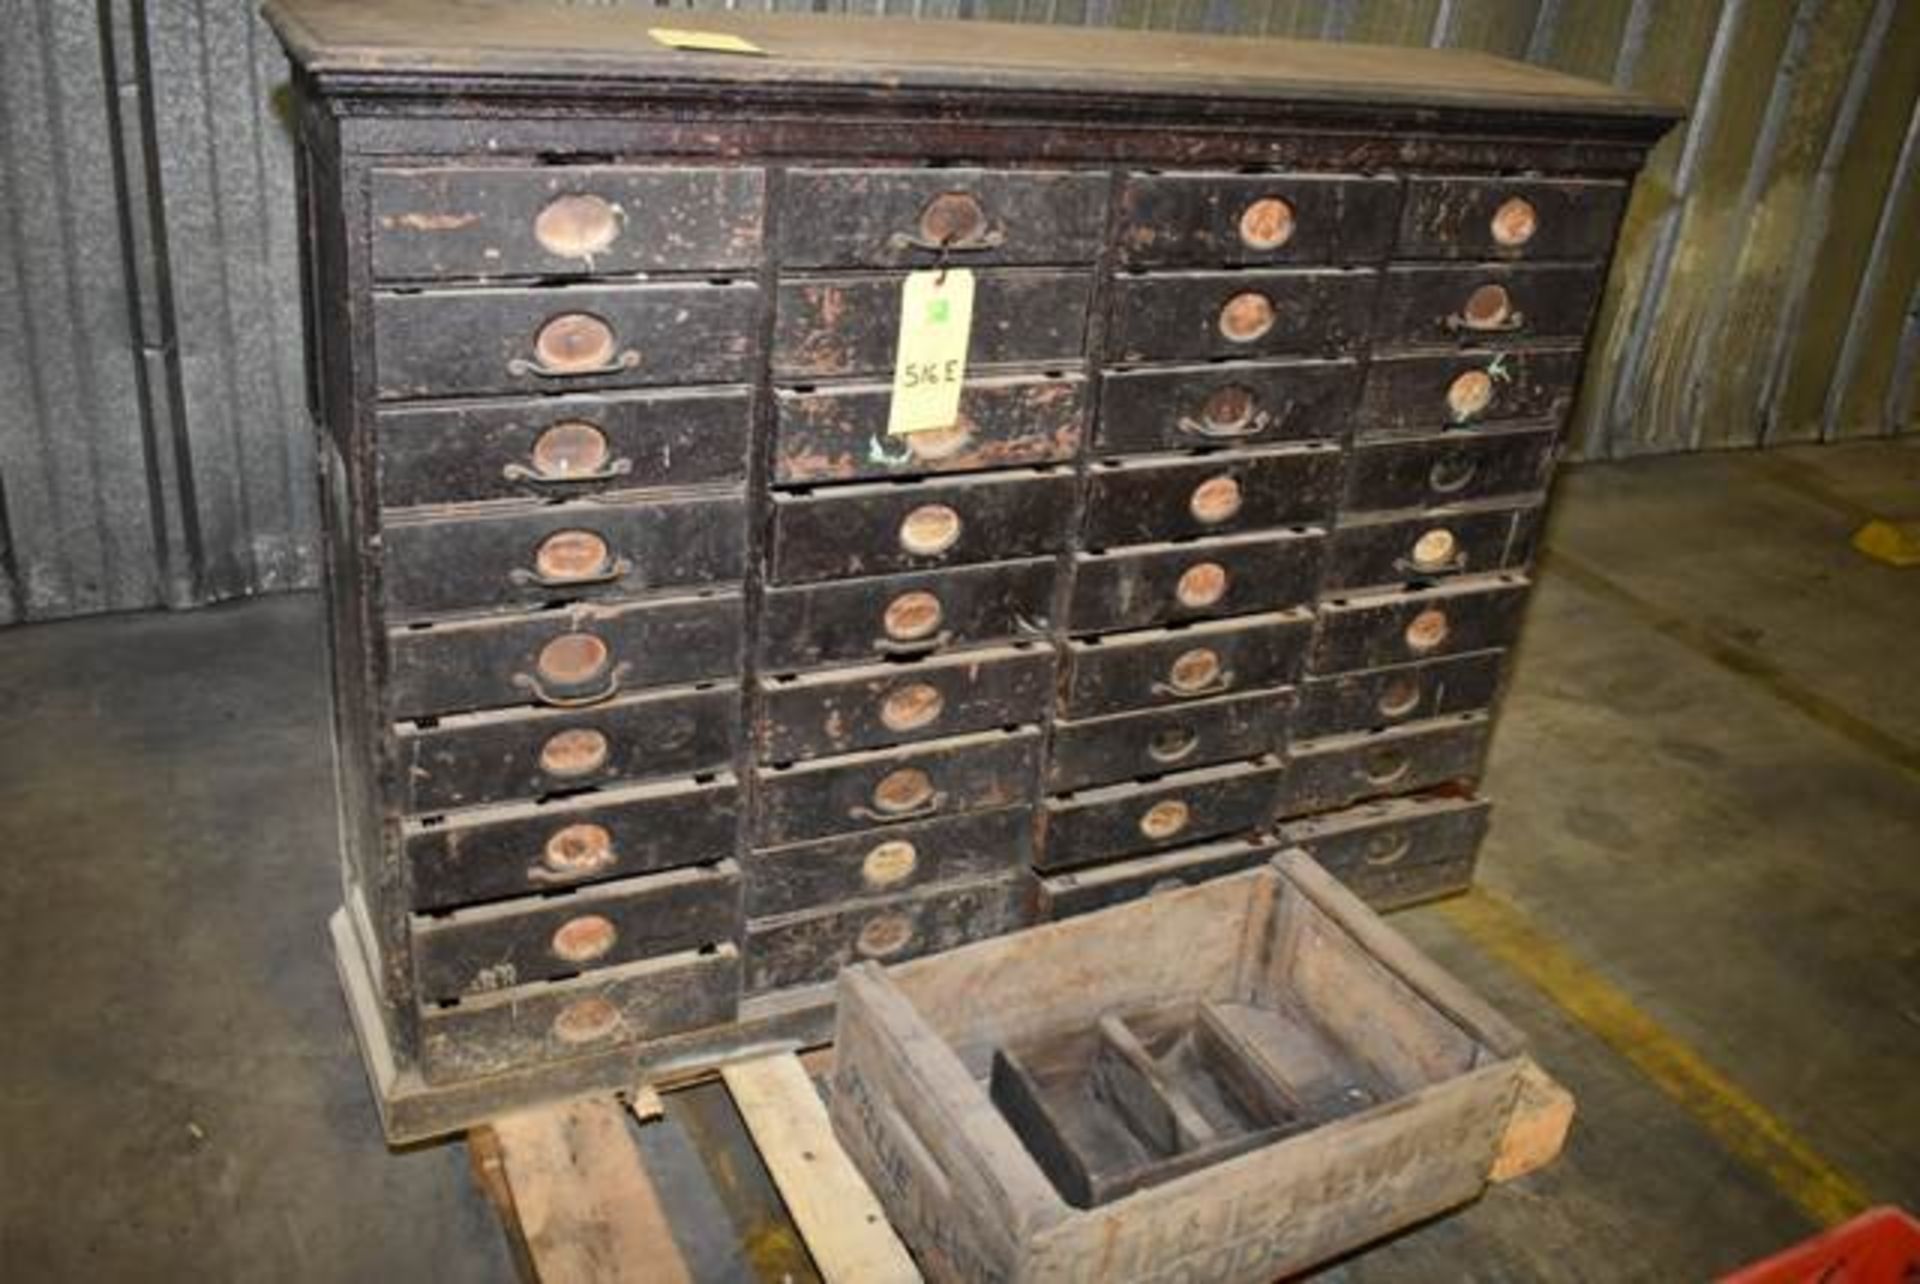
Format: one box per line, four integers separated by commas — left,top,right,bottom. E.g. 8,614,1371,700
268,0,1673,1140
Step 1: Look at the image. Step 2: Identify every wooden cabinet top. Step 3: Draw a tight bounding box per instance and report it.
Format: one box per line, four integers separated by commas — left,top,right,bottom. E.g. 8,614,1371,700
264,0,1676,135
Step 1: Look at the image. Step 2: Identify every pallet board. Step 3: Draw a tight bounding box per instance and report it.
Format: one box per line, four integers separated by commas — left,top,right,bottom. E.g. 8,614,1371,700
464,987,1573,1281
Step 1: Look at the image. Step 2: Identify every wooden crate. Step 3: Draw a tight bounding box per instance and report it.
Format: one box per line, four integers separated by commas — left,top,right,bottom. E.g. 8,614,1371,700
828,850,1542,1283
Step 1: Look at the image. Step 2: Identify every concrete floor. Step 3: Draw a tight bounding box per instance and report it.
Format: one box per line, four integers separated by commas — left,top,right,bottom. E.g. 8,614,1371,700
2,440,1916,1281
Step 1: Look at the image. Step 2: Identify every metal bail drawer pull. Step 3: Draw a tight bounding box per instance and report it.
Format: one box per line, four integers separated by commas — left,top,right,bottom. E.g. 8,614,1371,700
852,768,947,824
503,421,634,487
513,661,630,709
1445,284,1525,334
508,313,641,378
890,191,1006,253
511,530,632,588
1152,647,1234,700
1490,196,1539,248
1177,383,1290,440
1364,831,1414,867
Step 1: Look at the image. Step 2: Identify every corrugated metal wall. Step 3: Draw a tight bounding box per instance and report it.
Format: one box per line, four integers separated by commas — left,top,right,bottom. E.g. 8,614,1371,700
1,0,1915,624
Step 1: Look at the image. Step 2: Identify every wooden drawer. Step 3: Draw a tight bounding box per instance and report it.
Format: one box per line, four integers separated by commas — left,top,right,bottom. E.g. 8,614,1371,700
1082,444,1340,547
1282,792,1490,909
1279,714,1491,818
769,468,1075,584
387,591,743,720
1397,177,1628,261
773,270,1091,378
369,165,765,280
1311,575,1529,674
744,873,1028,994
1105,269,1376,362
374,281,759,399
1068,529,1324,634
743,805,1033,918
1357,347,1582,439
1062,609,1313,718
753,726,1042,847
411,860,741,1002
398,681,738,813
1372,264,1603,350
376,387,751,509
1295,650,1506,739
755,642,1054,763
758,558,1057,671
1343,425,1558,513
419,945,739,1086
1047,687,1292,793
779,168,1108,267
1038,756,1283,872
772,372,1085,484
1094,359,1359,454
1325,501,1543,593
382,491,745,621
405,772,741,912
1035,835,1279,918
1115,173,1399,267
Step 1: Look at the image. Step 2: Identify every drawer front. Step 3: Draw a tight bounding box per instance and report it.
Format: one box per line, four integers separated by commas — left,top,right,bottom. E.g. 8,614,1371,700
1357,348,1582,438
769,469,1075,584
374,282,759,399
1047,688,1291,793
1372,264,1603,349
1062,609,1313,718
405,774,741,912
1295,650,1506,739
1068,530,1324,634
1279,715,1491,817
742,805,1032,918
377,388,751,509
773,373,1085,484
1094,359,1359,454
399,682,738,813
1082,445,1340,546
1397,178,1628,261
419,946,739,1086
383,492,745,621
1105,270,1376,362
758,559,1057,671
744,875,1028,994
1343,427,1558,512
755,644,1054,763
1325,502,1543,593
369,166,765,280
387,591,744,720
1283,793,1490,909
773,270,1091,378
1311,575,1530,674
753,727,1042,847
1035,835,1279,919
779,168,1108,268
411,860,741,1002
1038,756,1283,872
1116,173,1400,267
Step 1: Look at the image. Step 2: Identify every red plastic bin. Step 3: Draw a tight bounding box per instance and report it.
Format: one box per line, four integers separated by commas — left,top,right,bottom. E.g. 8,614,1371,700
1720,1207,1920,1284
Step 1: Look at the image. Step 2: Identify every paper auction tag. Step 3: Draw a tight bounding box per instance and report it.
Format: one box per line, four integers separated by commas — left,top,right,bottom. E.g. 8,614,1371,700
647,28,766,56
888,269,974,436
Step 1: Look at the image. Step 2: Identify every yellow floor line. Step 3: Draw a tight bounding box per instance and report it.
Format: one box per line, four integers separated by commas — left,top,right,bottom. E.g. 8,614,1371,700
1439,888,1873,1227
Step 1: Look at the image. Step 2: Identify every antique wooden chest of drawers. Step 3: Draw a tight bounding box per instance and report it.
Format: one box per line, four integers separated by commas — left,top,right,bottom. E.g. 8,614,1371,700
267,0,1674,1140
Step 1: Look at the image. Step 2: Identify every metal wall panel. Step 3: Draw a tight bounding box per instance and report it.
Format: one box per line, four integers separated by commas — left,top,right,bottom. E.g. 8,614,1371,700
1,0,1914,623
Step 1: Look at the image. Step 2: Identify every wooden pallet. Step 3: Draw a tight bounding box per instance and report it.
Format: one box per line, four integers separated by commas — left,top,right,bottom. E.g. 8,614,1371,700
466,1049,1572,1283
